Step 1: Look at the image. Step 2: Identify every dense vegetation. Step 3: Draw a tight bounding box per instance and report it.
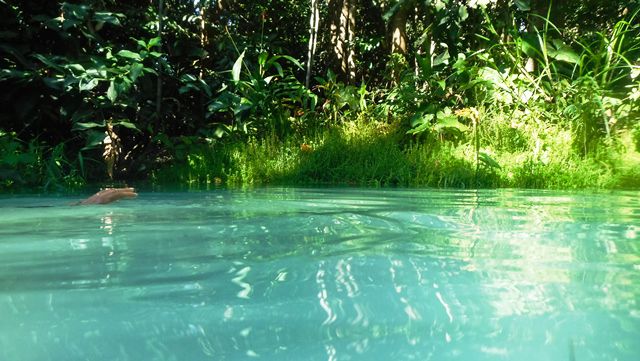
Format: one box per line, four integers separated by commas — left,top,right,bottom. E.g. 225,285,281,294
1,0,639,190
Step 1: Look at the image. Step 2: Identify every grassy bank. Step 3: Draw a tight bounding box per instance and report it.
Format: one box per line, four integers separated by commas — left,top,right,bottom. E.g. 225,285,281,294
151,118,640,190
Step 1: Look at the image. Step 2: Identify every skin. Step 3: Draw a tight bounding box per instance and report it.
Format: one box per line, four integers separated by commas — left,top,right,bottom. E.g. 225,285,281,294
76,187,138,205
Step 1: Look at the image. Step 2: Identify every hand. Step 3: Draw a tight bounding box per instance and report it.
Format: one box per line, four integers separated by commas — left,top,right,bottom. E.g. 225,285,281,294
77,187,138,205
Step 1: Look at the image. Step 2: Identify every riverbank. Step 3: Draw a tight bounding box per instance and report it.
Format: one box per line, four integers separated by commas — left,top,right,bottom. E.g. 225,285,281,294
151,119,640,190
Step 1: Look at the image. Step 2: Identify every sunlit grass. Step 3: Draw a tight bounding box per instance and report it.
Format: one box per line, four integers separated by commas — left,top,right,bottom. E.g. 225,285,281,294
151,117,639,190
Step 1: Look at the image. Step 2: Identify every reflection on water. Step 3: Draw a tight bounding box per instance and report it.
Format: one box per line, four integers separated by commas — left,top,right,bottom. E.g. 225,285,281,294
0,188,639,361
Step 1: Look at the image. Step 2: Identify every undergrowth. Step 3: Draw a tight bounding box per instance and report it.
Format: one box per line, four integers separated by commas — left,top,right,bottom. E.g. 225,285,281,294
151,117,640,190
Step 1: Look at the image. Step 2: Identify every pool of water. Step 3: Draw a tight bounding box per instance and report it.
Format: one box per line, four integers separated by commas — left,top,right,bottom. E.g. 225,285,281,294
0,188,639,361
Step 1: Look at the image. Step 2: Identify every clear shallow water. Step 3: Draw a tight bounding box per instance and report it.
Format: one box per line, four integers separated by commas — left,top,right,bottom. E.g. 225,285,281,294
0,188,639,361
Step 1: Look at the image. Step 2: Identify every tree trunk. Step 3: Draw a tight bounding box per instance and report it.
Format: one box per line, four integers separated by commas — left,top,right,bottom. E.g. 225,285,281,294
156,0,164,128
389,0,413,55
329,0,356,83
305,0,320,88
388,0,414,84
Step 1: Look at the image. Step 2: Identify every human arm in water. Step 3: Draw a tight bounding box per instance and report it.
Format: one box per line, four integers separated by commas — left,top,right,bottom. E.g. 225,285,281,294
76,187,138,205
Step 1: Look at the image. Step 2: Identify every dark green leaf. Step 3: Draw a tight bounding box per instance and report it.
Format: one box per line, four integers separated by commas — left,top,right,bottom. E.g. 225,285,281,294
129,63,144,81
33,54,64,72
479,152,501,169
113,120,139,131
93,12,124,26
514,0,531,11
82,130,106,150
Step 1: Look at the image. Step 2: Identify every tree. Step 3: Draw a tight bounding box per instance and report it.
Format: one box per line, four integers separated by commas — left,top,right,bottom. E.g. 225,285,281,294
305,0,320,88
328,0,357,83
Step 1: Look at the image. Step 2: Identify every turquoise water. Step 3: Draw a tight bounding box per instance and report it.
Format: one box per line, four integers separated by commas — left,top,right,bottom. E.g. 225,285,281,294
0,188,639,361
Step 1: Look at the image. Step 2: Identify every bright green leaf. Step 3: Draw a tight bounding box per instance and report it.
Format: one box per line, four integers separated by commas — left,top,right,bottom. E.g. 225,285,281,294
458,5,468,21
148,37,161,49
232,50,245,82
117,49,142,61
79,78,100,91
107,80,118,102
73,121,104,131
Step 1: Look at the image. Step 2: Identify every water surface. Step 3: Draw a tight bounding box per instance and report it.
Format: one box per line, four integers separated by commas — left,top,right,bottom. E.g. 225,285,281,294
1,188,639,360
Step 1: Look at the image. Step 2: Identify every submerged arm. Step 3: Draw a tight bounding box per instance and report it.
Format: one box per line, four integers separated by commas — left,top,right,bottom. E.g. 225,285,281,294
76,187,138,205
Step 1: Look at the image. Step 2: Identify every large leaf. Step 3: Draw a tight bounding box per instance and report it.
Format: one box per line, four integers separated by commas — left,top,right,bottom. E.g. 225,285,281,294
548,39,580,64
33,54,64,72
82,130,107,150
433,115,469,133
432,49,450,67
479,152,501,169
113,119,139,131
147,37,161,49
232,50,245,82
93,12,124,26
117,49,142,61
129,63,144,81
514,0,531,11
79,78,100,91
107,80,118,102
407,114,435,135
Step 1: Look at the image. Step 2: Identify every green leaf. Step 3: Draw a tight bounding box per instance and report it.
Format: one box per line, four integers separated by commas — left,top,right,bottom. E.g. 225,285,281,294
433,115,469,133
415,54,432,76
107,80,118,102
271,55,303,70
66,63,85,74
113,120,139,131
458,5,468,21
258,52,269,68
93,12,124,26
479,152,501,169
232,50,245,82
272,62,284,77
33,54,64,72
147,37,161,49
134,38,147,49
407,114,435,135
79,78,100,91
83,130,106,150
117,49,142,61
548,39,579,64
514,0,531,11
73,121,104,131
129,63,144,81
433,49,450,67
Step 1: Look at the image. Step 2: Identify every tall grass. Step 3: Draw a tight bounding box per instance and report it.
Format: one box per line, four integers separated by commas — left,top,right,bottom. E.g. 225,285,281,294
151,117,640,189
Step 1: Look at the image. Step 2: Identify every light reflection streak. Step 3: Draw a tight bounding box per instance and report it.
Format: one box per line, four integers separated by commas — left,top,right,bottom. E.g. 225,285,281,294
316,262,335,325
100,212,114,235
335,258,358,297
435,290,453,323
231,265,252,299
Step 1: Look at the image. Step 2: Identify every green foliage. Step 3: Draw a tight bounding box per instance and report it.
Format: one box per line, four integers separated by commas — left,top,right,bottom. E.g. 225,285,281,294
0,131,84,190
209,50,317,138
1,0,639,190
